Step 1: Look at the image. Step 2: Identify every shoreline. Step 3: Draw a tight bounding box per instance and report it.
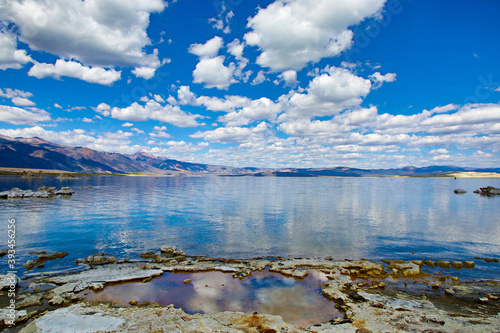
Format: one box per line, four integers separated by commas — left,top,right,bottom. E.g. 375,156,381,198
3,250,499,332
2,167,500,178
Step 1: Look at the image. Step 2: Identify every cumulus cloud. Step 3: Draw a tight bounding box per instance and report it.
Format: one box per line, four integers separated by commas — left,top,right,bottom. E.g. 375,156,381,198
0,88,33,99
0,30,32,70
217,98,283,126
0,0,165,80
0,105,50,124
244,0,386,71
0,0,165,67
192,56,237,89
175,85,281,124
369,72,397,88
278,70,298,86
283,66,372,118
149,125,172,139
0,126,139,154
251,70,267,85
189,36,224,58
208,3,234,34
108,100,203,127
131,66,157,80
0,88,36,106
191,122,271,144
12,97,35,106
28,60,121,85
430,148,449,155
227,39,245,61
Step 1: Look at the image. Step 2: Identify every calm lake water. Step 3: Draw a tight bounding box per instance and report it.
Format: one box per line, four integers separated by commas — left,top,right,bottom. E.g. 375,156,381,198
0,175,499,279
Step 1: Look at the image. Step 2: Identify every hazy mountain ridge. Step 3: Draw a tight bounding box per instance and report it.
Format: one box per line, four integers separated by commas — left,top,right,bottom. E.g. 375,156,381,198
1,134,499,176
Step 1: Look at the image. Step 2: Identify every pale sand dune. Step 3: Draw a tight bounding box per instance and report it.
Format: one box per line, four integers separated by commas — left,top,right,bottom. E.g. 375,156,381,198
448,172,500,178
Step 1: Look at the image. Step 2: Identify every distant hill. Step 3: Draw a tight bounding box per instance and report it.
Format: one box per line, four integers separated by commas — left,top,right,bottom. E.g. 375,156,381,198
1,134,499,176
0,134,265,175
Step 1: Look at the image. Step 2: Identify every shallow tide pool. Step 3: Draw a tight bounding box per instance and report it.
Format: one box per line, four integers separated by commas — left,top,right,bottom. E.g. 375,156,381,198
79,268,342,328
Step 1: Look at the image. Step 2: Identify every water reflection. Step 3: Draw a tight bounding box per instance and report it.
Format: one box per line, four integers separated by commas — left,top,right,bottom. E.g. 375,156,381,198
81,269,341,328
0,176,499,278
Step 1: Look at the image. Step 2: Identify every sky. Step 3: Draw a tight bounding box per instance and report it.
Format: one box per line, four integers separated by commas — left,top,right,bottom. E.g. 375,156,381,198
1,0,500,169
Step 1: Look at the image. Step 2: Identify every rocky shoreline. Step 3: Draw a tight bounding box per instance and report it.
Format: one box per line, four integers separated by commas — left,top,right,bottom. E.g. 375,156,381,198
0,187,74,199
0,248,498,332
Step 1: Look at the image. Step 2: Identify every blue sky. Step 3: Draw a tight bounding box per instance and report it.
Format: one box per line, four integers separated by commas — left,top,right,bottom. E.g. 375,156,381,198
1,0,500,168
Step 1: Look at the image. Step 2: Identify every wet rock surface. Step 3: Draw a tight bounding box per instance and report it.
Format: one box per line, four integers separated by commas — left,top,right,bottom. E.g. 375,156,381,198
474,186,500,196
2,251,499,332
23,252,69,271
19,303,302,333
81,253,118,265
0,187,74,199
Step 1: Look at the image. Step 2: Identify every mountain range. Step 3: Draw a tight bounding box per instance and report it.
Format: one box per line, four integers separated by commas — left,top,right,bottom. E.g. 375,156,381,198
1,134,499,177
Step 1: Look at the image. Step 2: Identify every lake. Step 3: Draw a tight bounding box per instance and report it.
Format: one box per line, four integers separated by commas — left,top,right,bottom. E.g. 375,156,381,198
0,175,499,279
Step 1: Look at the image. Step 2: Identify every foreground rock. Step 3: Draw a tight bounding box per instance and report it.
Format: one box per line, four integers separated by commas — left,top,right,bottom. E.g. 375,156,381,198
474,186,500,196
0,187,74,199
0,273,20,290
18,284,500,333
23,251,69,270
20,303,303,333
81,253,118,265
33,263,163,288
7,254,500,332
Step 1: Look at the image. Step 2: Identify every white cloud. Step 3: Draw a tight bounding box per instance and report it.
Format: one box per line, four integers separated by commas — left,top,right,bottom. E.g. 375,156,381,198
109,100,203,127
0,88,33,99
131,66,157,80
429,104,458,114
177,85,197,105
279,118,349,137
0,105,51,124
227,39,245,61
369,72,397,88
153,94,165,103
149,125,172,139
278,70,298,86
197,94,251,112
94,103,111,116
251,70,267,85
189,36,224,58
54,103,62,109
0,0,166,72
244,0,386,71
11,96,35,106
191,122,271,144
283,66,372,118
122,122,133,127
218,98,283,126
82,117,93,123
192,56,237,89
28,59,121,85
131,128,144,134
430,148,449,155
145,140,209,157
0,31,32,70
208,3,234,34
0,126,140,154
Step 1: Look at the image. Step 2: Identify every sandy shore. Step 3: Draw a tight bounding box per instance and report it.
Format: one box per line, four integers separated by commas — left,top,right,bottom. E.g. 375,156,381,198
447,171,500,178
1,249,499,332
